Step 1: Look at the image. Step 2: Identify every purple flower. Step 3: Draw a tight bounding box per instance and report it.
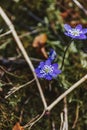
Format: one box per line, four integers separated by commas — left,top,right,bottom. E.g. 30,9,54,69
48,49,57,61
35,59,61,80
64,24,87,39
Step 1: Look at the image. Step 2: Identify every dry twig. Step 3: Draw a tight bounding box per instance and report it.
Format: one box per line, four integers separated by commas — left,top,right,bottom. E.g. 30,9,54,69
72,104,80,129
23,110,45,129
60,112,64,130
72,0,87,15
46,74,87,111
0,30,12,38
5,78,35,98
63,97,68,130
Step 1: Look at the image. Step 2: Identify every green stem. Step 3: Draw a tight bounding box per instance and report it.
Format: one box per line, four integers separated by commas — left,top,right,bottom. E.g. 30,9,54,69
60,40,73,70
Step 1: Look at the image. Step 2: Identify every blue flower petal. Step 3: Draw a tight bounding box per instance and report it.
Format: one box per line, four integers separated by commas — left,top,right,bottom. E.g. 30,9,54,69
45,59,51,65
64,32,74,38
37,73,45,78
39,61,45,68
50,70,58,76
55,69,62,74
48,49,57,61
52,63,58,69
82,29,87,34
64,32,71,36
35,68,40,74
78,34,87,39
64,24,87,39
53,69,61,75
75,24,82,30
45,75,52,80
50,73,57,77
35,58,61,80
64,24,71,31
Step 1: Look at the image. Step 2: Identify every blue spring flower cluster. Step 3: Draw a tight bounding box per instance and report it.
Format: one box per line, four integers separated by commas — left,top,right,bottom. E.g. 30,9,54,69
35,49,61,80
64,24,87,39
35,24,87,80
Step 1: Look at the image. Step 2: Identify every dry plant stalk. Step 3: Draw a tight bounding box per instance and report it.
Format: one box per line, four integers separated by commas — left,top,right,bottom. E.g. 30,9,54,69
5,79,35,98
63,97,68,130
72,104,80,128
0,6,47,109
60,112,64,130
23,110,45,129
72,0,87,15
0,30,12,38
47,74,87,111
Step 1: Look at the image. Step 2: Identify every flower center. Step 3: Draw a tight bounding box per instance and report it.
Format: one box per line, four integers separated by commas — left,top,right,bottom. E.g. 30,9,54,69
69,29,82,36
40,65,53,75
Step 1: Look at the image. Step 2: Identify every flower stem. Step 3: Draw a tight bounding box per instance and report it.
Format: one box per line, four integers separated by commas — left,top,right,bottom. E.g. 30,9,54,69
60,39,73,70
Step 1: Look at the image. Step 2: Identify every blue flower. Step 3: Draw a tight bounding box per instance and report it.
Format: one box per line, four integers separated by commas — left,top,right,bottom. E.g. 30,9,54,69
64,24,87,39
35,59,61,80
48,49,57,61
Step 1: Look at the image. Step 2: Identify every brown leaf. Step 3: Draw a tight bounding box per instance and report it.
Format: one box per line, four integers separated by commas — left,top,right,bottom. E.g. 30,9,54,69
32,33,47,48
32,33,48,58
12,122,24,130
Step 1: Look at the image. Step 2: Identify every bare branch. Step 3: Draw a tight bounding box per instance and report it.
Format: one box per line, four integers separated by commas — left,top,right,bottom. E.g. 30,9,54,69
0,30,12,38
60,112,64,130
72,0,87,15
23,110,45,129
72,104,79,129
5,78,35,98
47,74,87,111
63,97,68,130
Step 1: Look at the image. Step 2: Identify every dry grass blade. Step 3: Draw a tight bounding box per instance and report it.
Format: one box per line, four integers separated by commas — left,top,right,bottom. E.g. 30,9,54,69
5,79,35,98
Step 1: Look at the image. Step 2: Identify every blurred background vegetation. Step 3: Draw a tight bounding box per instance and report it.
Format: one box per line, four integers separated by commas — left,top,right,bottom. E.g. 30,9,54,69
0,0,87,130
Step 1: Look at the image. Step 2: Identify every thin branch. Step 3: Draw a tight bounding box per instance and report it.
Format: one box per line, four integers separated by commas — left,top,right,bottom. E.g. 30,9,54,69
60,98,68,130
46,74,87,111
5,78,35,98
0,6,47,109
0,30,12,38
23,110,45,129
72,104,79,129
72,0,87,15
60,112,64,130
19,29,39,38
0,65,22,78
23,115,40,128
28,111,45,130
60,40,72,70
52,121,56,130
63,97,68,130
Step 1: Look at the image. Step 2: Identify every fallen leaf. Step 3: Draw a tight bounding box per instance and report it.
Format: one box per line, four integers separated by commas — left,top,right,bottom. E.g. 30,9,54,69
32,33,48,58
12,122,24,130
32,33,47,48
